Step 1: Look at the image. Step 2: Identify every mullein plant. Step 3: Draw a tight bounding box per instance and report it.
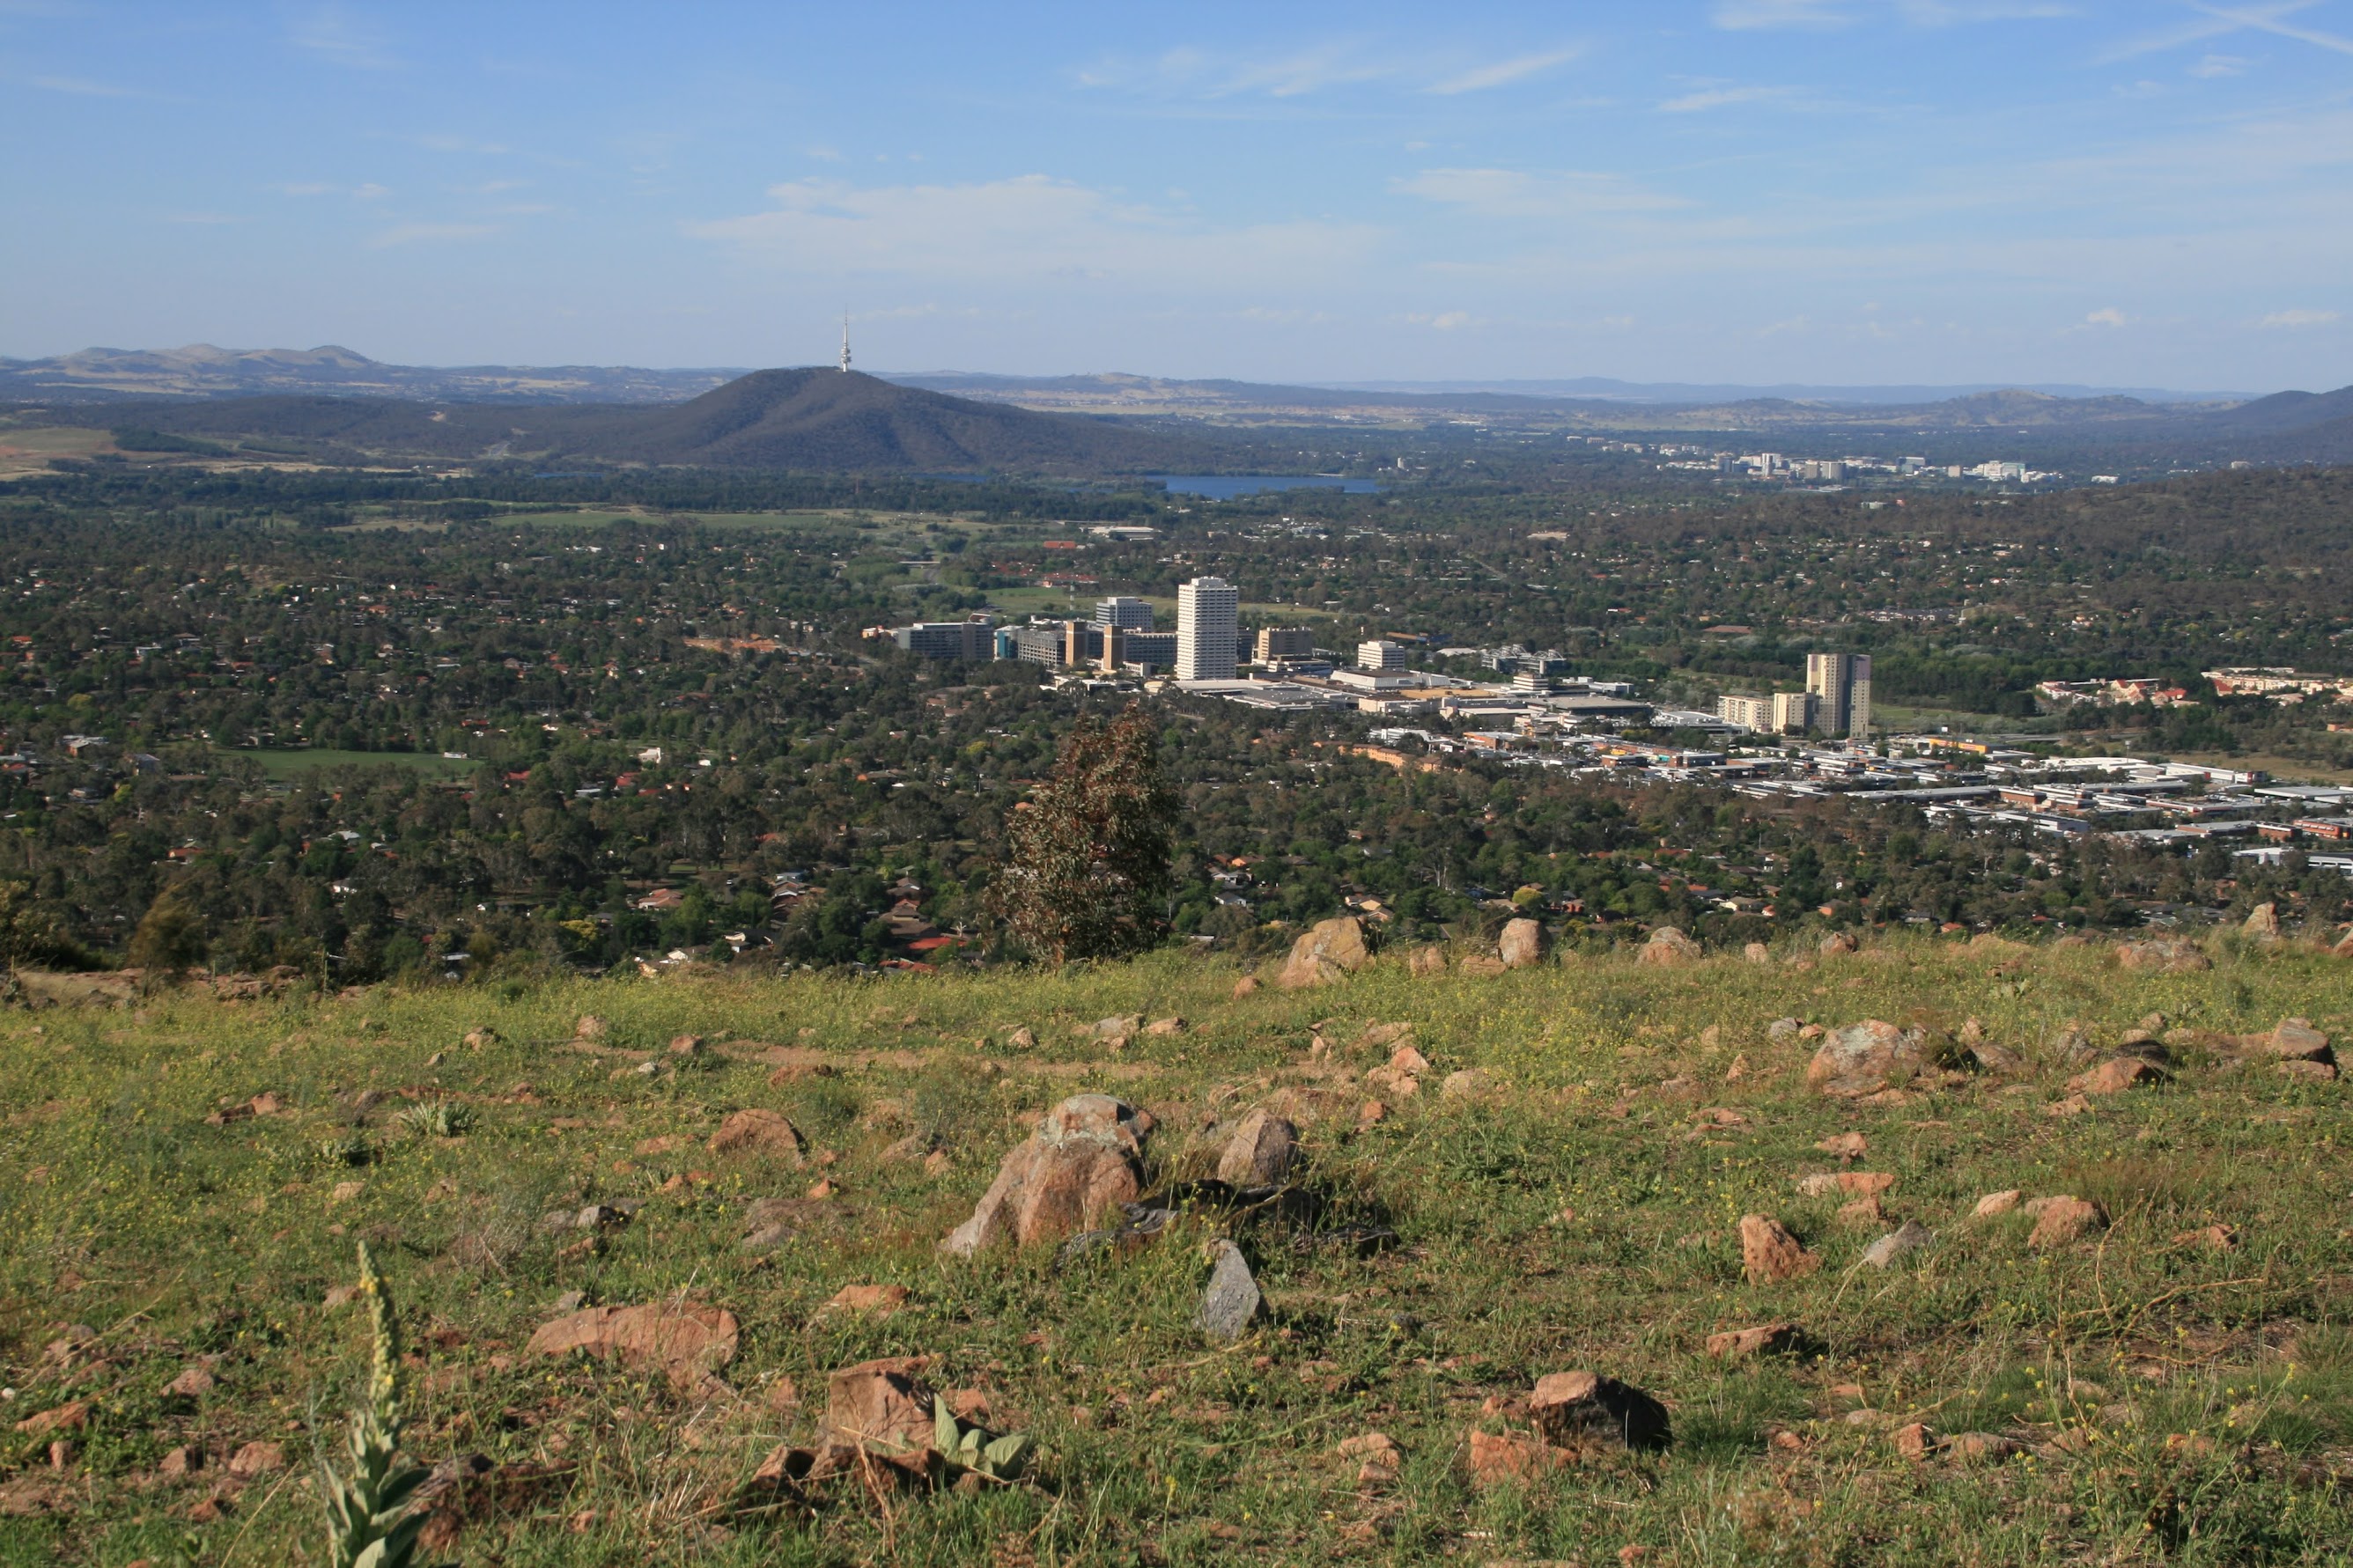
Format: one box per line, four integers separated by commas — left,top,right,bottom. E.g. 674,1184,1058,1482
318,1243,431,1568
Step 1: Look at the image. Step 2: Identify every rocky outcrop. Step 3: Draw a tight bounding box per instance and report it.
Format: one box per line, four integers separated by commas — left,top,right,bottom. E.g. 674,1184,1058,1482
939,1093,1153,1256
1277,917,1372,990
1498,917,1545,969
1804,1020,1934,1098
1635,928,1701,967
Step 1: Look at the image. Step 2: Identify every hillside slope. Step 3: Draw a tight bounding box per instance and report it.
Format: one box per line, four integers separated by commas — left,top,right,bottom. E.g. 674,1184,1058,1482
1,930,2347,1560
43,369,1217,475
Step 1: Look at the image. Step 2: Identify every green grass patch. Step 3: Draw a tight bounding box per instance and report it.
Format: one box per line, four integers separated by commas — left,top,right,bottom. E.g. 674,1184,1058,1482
1,936,2347,1561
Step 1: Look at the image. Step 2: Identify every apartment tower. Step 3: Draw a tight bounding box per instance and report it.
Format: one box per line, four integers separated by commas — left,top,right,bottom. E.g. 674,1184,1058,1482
1176,577,1240,681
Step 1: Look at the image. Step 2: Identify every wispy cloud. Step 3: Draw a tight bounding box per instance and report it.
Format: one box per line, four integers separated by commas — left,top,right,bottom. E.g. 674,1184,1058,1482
1717,0,2070,26
2084,306,2128,326
368,222,498,248
2191,0,2353,55
30,74,146,98
1078,39,1582,98
2260,307,2342,326
161,211,240,225
2102,1,2353,62
693,173,1379,291
1426,48,1582,94
290,4,401,70
1713,0,1855,27
1393,166,1690,218
2189,52,2250,74
1657,83,1815,113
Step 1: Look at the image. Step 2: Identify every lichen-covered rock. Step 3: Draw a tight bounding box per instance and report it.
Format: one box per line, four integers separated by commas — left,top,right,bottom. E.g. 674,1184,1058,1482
1498,917,1545,969
1636,927,1701,967
1215,1108,1299,1187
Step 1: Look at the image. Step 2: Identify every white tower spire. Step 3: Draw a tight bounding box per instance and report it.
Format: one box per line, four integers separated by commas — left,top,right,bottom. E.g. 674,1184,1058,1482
838,309,852,373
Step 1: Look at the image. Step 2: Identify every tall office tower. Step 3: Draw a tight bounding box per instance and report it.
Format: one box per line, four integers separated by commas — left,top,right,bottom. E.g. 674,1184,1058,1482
1093,596,1154,631
1176,576,1240,681
1255,627,1315,661
1357,639,1409,672
1805,653,1873,737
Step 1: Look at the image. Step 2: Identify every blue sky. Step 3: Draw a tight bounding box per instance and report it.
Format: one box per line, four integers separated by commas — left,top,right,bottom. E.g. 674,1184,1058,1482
4,0,2350,389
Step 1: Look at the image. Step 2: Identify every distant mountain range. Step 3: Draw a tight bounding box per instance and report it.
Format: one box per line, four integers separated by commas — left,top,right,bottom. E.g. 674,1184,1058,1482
63,369,1211,475
8,344,2353,471
0,343,746,404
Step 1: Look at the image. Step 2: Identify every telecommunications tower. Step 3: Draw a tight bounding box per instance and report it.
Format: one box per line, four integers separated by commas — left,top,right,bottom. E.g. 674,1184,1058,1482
838,310,852,372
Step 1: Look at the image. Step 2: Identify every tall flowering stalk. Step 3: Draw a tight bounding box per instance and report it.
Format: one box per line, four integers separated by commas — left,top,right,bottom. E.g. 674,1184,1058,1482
318,1243,430,1568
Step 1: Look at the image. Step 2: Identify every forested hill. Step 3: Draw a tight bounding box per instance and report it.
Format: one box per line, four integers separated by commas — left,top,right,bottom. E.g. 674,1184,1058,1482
38,370,1220,475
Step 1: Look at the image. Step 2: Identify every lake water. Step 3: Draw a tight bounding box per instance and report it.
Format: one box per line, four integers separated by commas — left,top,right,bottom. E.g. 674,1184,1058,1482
1150,474,1384,499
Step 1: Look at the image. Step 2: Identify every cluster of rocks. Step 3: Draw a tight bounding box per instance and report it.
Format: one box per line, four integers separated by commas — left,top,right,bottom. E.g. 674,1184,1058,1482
1466,1370,1671,1488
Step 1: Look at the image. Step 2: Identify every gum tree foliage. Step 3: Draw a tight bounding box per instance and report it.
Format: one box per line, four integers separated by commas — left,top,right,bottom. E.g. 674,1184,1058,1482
992,706,1176,963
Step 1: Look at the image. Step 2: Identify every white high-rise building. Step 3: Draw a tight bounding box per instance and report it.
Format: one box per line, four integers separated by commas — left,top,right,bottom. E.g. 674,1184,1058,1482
1176,577,1240,681
1357,639,1409,672
1093,596,1154,631
1805,653,1872,737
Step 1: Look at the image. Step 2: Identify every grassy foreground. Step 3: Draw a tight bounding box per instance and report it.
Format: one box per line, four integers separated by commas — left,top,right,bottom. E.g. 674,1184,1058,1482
1,933,2349,1565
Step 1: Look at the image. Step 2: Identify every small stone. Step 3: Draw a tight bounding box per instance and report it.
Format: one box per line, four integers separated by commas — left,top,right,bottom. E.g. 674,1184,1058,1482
710,1108,806,1162
1358,1099,1388,1127
820,1284,911,1318
1947,1432,2024,1463
668,1034,704,1056
1198,1240,1262,1341
1144,1017,1186,1037
1407,945,1446,976
1441,1068,1497,1099
324,1285,358,1308
226,1440,284,1479
1744,941,1771,964
1215,1108,1299,1187
165,1366,215,1399
159,1445,203,1479
1819,931,1860,956
1465,1428,1575,1487
329,1181,363,1204
2028,1196,2108,1248
1816,1131,1867,1161
12,1402,88,1437
463,1027,499,1050
1739,1214,1820,1285
2277,1059,2339,1081
1972,1189,2024,1218
2244,902,2280,939
1528,1370,1670,1450
574,1014,609,1042
1706,1322,1802,1360
2264,1019,2333,1061
2172,1224,2239,1251
1796,1170,1896,1199
2069,1056,2164,1095
1892,1422,1940,1461
1861,1220,1932,1269
1337,1431,1403,1488
1837,1195,1885,1227
1231,975,1261,998
1767,1017,1803,1042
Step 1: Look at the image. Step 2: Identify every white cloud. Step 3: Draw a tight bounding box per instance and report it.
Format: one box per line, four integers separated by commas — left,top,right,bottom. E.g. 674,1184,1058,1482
2189,52,2249,75
1426,48,1582,95
352,182,390,201
31,74,144,98
368,222,498,248
1657,83,1811,113
2084,306,2128,326
276,181,337,197
1714,0,1854,27
692,175,1380,291
2102,1,2353,63
1393,166,1689,218
288,4,400,70
1404,311,1479,329
2260,307,2342,327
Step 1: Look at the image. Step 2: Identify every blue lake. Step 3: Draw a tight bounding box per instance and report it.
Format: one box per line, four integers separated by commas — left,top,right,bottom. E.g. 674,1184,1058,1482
1150,474,1384,500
